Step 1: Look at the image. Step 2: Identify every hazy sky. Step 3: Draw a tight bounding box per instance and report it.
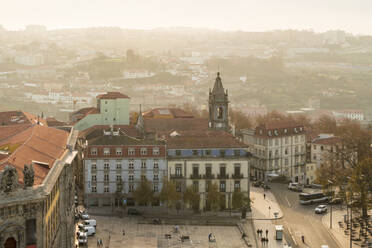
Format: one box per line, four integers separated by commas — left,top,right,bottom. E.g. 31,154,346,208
1,0,371,34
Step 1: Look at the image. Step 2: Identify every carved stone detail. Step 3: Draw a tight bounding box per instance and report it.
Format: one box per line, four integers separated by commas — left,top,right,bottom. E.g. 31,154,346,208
0,165,19,193
23,164,34,188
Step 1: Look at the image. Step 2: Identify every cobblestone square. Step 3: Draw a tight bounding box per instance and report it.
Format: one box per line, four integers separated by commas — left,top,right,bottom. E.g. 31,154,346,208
86,215,247,248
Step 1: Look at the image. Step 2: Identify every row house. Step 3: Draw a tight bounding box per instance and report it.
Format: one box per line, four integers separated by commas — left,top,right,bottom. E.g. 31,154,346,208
84,131,166,207
166,130,250,211
242,121,306,183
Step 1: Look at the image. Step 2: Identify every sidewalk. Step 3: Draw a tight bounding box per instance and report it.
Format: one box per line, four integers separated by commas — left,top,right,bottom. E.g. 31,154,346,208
249,186,287,248
322,209,354,248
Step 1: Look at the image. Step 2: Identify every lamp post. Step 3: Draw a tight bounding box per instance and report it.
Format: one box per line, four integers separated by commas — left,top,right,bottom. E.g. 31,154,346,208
328,180,333,229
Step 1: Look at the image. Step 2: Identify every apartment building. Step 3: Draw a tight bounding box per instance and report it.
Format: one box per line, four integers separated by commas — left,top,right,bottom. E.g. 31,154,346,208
166,130,250,210
242,121,306,182
84,129,166,207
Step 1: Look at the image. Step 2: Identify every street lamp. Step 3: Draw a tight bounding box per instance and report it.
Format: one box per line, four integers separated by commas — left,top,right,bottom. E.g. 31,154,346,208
328,180,333,229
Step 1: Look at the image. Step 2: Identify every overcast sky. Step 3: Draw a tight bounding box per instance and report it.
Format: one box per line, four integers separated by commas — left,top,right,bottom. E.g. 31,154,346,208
1,0,371,34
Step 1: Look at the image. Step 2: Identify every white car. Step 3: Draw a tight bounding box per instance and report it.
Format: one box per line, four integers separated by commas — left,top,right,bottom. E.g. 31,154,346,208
315,205,327,214
84,226,96,236
321,245,329,248
78,236,87,245
77,231,87,238
84,219,96,227
81,214,90,220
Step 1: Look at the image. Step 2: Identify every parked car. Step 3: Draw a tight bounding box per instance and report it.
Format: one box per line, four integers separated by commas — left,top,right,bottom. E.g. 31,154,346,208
78,223,85,230
81,214,90,220
288,183,302,192
262,184,271,190
78,236,87,245
84,219,96,227
127,208,141,215
83,226,96,236
315,205,328,214
77,231,87,238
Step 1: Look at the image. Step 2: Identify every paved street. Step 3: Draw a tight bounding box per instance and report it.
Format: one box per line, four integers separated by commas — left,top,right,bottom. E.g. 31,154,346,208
270,183,340,248
86,215,247,248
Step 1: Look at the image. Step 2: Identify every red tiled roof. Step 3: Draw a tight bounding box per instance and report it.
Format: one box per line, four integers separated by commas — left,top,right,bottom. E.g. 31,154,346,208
72,107,99,116
0,124,31,141
0,125,69,185
255,121,304,137
312,136,340,145
143,108,194,119
0,111,47,126
79,125,142,140
96,92,130,100
163,130,248,149
144,118,209,133
46,117,66,127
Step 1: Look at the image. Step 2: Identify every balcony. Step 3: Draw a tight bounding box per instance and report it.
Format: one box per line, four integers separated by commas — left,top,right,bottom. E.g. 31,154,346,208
203,174,215,180
217,174,229,179
170,174,183,179
190,174,202,179
232,173,244,179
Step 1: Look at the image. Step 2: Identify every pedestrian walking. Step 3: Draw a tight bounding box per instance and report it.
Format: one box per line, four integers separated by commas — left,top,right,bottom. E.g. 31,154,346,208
265,229,268,237
261,237,265,245
301,235,305,243
208,233,211,241
260,229,263,236
122,229,125,236
266,237,269,245
264,193,266,199
257,229,260,236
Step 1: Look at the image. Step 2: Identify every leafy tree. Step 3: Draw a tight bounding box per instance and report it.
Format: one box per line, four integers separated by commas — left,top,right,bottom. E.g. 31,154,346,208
207,183,220,212
312,115,337,134
232,189,251,210
230,110,253,130
183,186,200,212
133,178,153,206
159,179,181,209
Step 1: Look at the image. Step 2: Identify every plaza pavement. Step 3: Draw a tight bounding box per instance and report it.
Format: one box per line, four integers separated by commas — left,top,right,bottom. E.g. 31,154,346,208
87,215,248,248
250,185,288,248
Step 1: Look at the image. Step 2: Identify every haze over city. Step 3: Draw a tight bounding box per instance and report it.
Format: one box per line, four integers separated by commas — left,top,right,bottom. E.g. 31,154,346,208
1,0,372,34
1,1,372,248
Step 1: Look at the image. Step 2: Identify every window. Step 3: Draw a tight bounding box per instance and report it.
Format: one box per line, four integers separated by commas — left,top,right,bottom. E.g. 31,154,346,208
175,166,182,176
275,160,279,167
104,163,110,170
234,150,240,156
217,106,224,119
90,148,97,155
153,147,160,155
295,136,298,143
275,139,279,146
140,148,147,155
129,175,134,181
285,158,289,166
91,164,97,170
234,165,240,175
220,166,226,176
234,181,240,190
154,174,159,181
321,146,324,151
176,184,181,192
313,154,317,160
268,130,272,136
116,163,122,169
220,181,226,192
104,174,109,182
285,137,288,144
116,175,122,181
141,175,146,181
285,148,288,155
284,129,288,134
103,148,110,155
153,185,159,192
269,150,272,158
192,150,198,156
313,145,317,150
129,185,134,192
220,150,226,157
92,186,97,193
205,165,212,177
104,186,109,193
275,150,279,156
129,160,134,169
105,101,108,104
205,150,211,156
153,159,159,169
192,165,199,176
269,139,273,146
206,181,211,192
105,109,108,112
92,175,97,182
193,181,199,192
175,150,181,156
141,160,146,169
128,148,135,155
116,148,122,155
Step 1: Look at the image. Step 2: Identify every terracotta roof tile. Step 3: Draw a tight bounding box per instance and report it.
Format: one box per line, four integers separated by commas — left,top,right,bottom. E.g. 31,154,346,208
311,136,340,145
0,125,69,185
79,125,142,140
143,108,194,119
144,118,209,133
96,92,130,99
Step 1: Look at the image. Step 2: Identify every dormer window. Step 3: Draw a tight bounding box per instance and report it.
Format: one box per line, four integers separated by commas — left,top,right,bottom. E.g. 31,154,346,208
284,129,288,134
259,130,263,135
90,148,97,155
103,148,110,155
140,148,147,155
268,130,272,136
294,127,298,133
299,127,303,132
274,130,278,136
153,147,160,155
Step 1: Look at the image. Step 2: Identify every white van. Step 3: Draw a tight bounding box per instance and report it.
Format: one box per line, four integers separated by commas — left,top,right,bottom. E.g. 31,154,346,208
84,226,96,236
84,219,96,227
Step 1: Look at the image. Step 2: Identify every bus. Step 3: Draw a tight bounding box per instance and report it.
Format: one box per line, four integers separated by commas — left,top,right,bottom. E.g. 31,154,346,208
299,192,330,205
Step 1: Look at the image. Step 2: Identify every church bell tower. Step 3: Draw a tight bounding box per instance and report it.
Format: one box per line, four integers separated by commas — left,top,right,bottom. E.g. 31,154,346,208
209,72,229,131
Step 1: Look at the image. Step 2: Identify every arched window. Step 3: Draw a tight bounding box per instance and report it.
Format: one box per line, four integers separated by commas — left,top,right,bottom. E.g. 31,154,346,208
217,106,223,119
